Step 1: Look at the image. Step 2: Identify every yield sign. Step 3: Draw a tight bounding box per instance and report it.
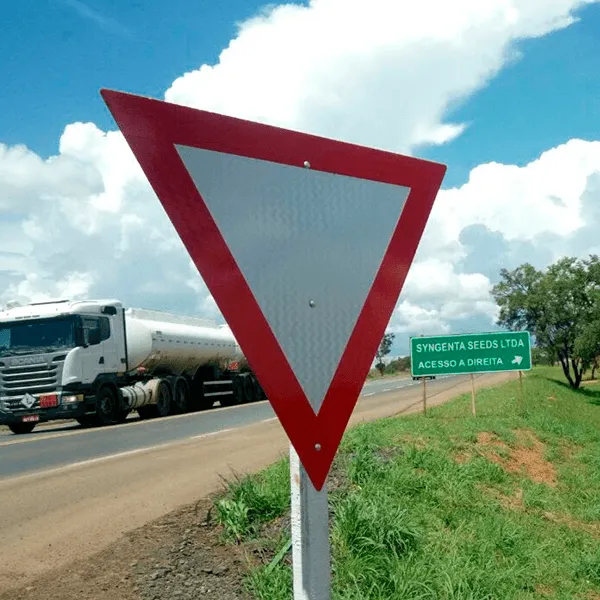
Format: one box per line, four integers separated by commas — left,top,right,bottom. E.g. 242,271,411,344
101,89,447,490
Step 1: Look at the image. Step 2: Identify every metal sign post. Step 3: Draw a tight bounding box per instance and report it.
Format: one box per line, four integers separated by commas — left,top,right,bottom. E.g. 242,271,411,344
290,445,330,600
102,89,446,599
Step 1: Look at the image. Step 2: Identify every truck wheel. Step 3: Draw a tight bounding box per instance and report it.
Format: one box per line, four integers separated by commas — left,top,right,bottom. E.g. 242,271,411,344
229,376,244,405
155,379,172,418
172,377,190,413
252,377,265,401
8,422,36,434
243,375,255,403
95,386,120,425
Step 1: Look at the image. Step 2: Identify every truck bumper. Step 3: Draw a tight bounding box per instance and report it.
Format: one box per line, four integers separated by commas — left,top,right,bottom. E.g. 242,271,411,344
0,402,87,426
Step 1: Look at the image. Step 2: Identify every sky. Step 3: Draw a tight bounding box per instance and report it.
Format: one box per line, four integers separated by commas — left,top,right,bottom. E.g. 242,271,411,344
2,0,600,356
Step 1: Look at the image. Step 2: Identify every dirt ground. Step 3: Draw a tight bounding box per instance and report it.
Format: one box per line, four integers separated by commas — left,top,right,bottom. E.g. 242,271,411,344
475,430,557,486
1,499,252,600
0,372,513,600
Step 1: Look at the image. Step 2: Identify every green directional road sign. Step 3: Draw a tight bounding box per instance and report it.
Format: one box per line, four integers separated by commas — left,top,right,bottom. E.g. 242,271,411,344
410,331,532,377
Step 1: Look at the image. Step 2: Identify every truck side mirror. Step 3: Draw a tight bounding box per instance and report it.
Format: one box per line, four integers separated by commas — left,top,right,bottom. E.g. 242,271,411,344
88,329,101,346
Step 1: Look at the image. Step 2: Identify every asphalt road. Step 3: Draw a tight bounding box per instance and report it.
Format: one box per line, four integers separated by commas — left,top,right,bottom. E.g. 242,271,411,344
0,374,454,479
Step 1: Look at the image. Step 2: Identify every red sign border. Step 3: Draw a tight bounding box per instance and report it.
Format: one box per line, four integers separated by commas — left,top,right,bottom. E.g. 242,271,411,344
101,89,447,490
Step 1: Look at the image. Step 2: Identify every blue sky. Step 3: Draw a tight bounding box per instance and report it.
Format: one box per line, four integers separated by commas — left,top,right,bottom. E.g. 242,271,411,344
425,2,600,186
2,1,599,186
2,0,600,355
1,0,263,156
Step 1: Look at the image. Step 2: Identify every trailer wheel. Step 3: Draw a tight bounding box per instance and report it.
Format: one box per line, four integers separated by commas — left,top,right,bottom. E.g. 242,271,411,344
95,386,120,425
8,422,36,435
252,377,265,401
242,374,255,403
230,376,245,405
172,377,190,413
155,379,172,418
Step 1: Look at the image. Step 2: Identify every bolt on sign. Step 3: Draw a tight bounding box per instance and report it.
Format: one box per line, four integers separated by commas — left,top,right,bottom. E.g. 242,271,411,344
411,331,532,378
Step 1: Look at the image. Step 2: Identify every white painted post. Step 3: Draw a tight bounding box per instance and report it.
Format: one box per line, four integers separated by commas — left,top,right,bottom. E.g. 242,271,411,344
290,444,331,600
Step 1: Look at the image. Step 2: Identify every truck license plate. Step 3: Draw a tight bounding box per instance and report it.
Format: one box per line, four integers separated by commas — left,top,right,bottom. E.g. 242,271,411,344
22,415,39,423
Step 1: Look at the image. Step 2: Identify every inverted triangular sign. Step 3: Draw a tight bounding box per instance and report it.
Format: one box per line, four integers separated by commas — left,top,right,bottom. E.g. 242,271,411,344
101,89,447,490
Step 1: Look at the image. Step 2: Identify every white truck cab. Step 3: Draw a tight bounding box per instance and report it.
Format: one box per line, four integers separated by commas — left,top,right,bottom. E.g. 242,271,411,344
0,299,127,433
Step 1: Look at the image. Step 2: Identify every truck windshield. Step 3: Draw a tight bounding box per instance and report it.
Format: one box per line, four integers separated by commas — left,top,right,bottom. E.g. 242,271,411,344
0,317,77,357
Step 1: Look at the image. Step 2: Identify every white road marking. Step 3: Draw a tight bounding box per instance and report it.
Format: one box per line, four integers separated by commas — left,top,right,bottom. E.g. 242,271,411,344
0,374,458,448
0,398,274,447
0,418,280,484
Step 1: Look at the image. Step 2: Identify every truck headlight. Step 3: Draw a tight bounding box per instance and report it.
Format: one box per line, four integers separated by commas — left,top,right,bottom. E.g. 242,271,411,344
62,394,84,404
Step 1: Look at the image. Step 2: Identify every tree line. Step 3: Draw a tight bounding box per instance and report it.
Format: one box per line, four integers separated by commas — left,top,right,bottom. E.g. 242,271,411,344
374,332,411,376
492,255,600,389
374,255,600,389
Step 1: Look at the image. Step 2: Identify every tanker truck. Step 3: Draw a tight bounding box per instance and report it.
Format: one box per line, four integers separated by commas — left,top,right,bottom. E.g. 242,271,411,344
0,298,266,434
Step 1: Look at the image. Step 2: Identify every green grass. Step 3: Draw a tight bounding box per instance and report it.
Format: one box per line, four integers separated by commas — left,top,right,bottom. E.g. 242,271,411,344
213,367,600,599
214,459,290,542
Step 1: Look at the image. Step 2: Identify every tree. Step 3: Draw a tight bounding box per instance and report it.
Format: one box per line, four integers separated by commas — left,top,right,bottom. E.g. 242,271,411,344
531,347,553,366
574,319,600,379
492,255,600,389
398,355,411,371
492,263,544,332
385,355,411,374
375,332,395,376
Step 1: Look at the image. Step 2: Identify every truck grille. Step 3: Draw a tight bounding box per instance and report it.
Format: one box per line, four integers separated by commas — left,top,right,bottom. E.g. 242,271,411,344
0,358,64,412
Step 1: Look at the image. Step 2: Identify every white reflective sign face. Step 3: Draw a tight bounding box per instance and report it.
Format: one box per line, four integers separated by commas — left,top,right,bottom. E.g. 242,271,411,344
176,145,410,412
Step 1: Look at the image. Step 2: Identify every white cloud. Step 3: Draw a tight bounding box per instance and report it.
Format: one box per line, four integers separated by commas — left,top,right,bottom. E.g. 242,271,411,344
390,138,600,340
402,259,492,304
389,300,451,336
0,142,102,215
0,122,210,314
432,139,600,246
5,272,95,304
165,0,596,153
389,259,499,336
1,0,599,352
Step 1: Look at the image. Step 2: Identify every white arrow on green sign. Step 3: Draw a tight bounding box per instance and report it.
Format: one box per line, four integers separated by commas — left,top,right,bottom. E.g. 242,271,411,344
410,331,532,377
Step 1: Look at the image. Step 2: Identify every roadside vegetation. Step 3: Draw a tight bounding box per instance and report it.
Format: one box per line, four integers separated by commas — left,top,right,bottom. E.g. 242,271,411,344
493,254,600,389
211,367,600,599
368,332,412,378
369,254,600,388
367,356,412,379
